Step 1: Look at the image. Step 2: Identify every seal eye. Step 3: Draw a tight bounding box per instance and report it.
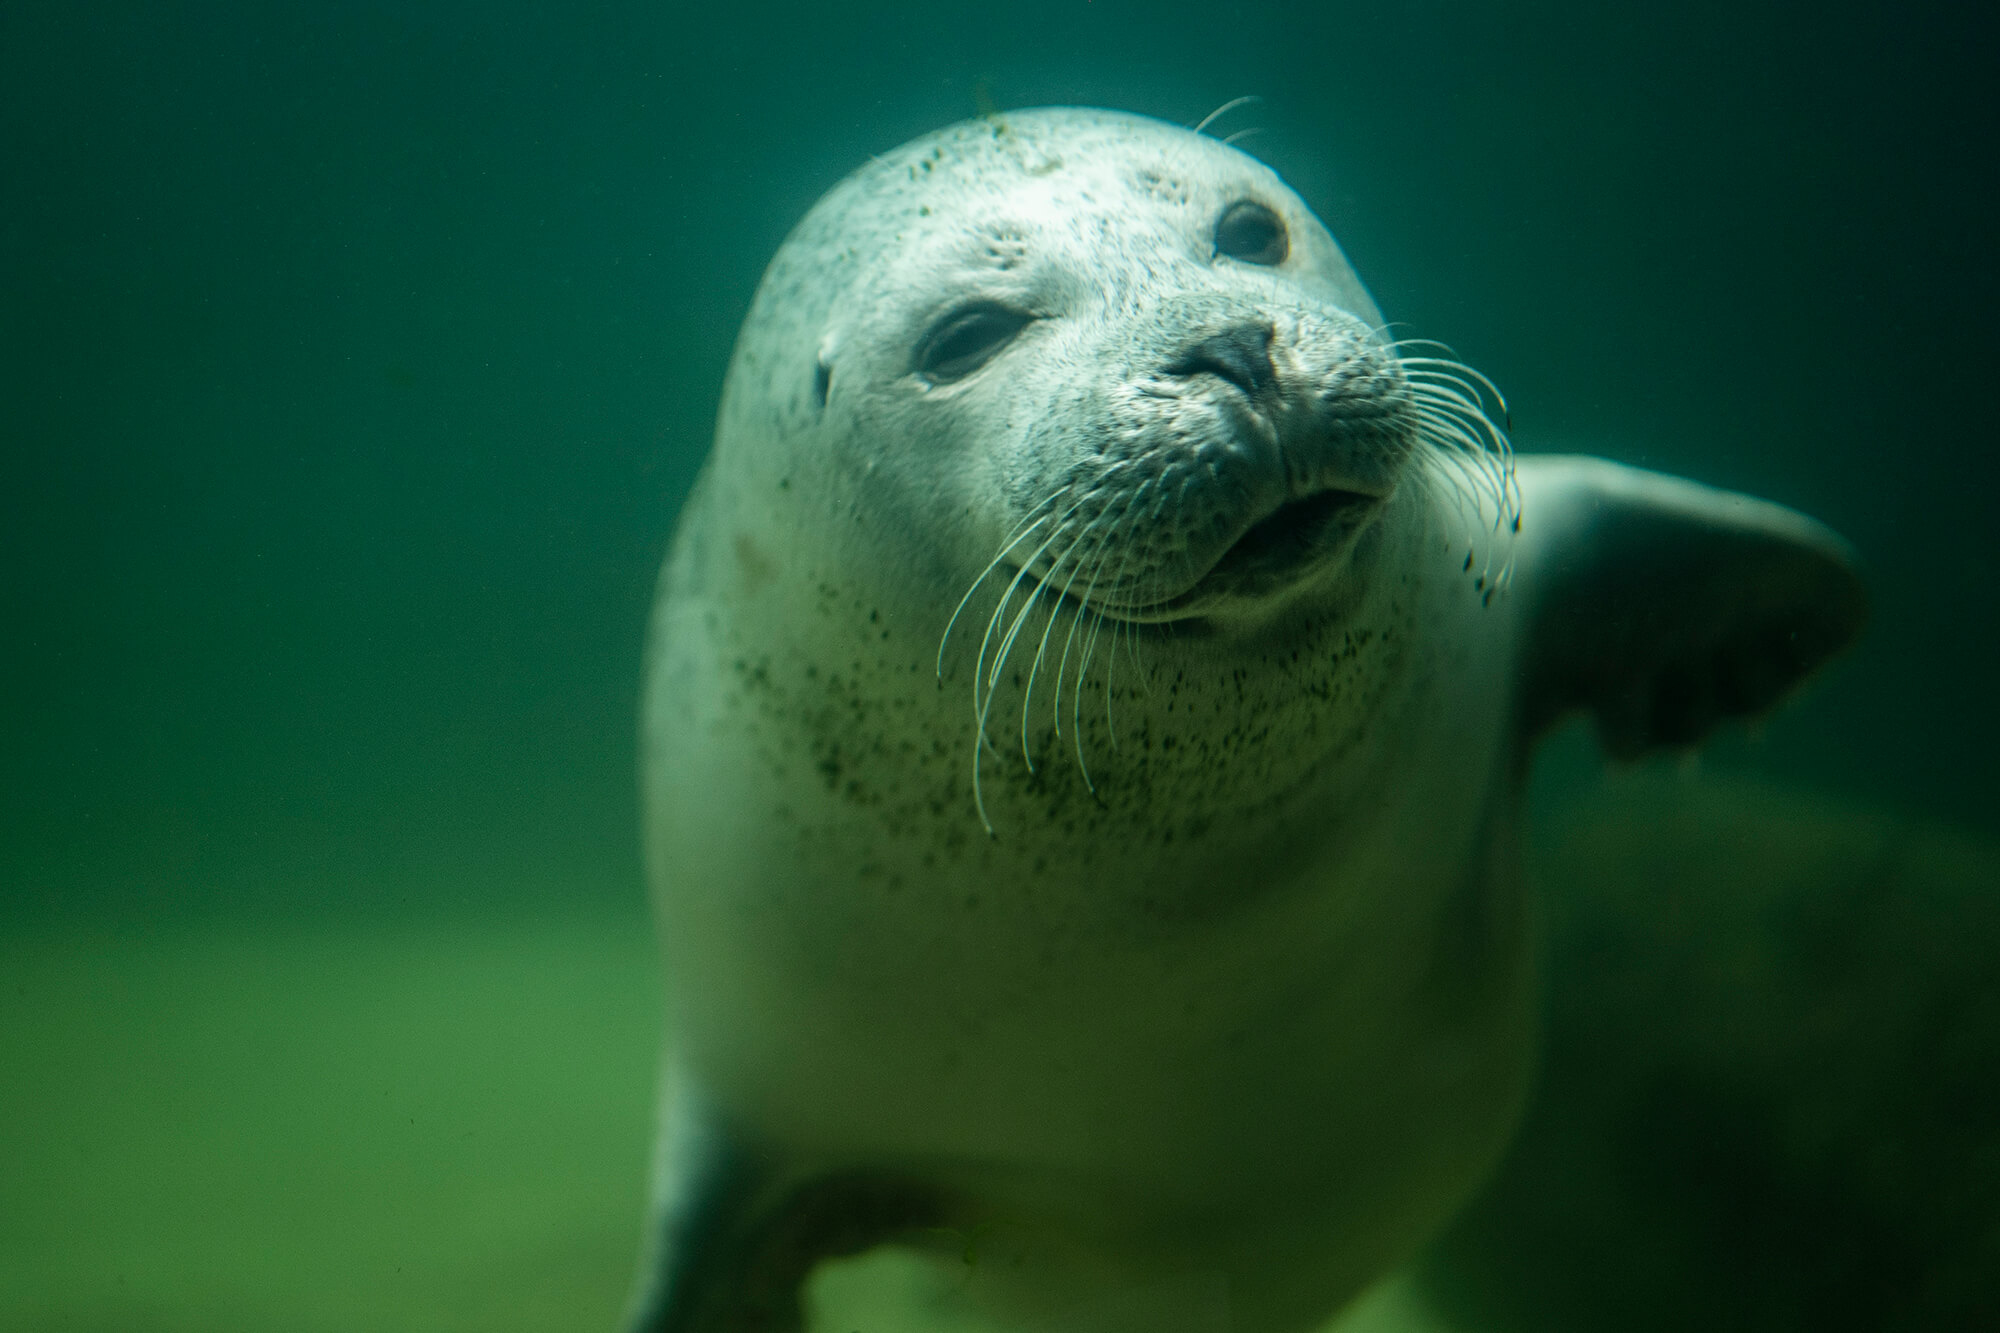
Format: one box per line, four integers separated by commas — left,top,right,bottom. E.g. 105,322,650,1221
1214,200,1289,266
917,304,1033,383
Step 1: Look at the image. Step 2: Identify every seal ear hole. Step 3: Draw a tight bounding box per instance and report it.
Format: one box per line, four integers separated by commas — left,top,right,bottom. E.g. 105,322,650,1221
916,304,1034,383
812,357,831,410
1214,200,1289,265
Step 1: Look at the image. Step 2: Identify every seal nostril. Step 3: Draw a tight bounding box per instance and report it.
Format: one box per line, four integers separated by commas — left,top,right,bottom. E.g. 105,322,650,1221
1167,322,1276,397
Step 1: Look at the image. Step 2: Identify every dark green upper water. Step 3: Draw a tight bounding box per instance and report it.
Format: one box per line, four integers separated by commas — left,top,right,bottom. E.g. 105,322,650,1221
5,0,1994,917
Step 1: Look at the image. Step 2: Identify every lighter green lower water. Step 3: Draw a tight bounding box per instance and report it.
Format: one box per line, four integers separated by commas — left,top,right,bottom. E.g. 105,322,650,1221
8,769,1991,1332
0,912,659,1332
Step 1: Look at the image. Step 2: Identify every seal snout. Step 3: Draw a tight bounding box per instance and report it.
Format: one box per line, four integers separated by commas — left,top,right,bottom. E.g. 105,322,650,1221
1147,317,1411,608
1030,310,1418,621
1165,320,1278,399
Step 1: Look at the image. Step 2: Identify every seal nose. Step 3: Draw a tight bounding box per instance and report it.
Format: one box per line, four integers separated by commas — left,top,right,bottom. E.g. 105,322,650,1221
1166,321,1277,397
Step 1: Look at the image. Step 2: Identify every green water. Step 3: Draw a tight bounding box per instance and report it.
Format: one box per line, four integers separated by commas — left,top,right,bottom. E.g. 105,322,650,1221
1,910,658,1331
4,0,1994,1328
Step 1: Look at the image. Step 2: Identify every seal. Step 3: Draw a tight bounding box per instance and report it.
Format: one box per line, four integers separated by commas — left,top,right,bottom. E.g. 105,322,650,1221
627,107,1865,1333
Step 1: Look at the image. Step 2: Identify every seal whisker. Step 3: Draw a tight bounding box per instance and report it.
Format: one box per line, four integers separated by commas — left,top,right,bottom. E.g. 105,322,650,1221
1067,542,1116,734
1406,377,1509,437
991,502,1103,775
1405,375,1498,428
1408,388,1515,513
1408,383,1508,451
1081,514,1148,761
1411,443,1519,596
1123,572,1155,696
969,489,1100,823
1020,517,1109,768
1069,547,1126,794
1073,608,1106,795
1411,402,1491,460
1191,94,1262,136
1404,370,1497,419
1405,374,1515,501
972,592,1017,760
973,569,1054,831
1062,553,1109,736
974,497,1089,752
972,518,1079,824
1004,578,1056,773
986,510,1084,696
1409,461,1491,585
940,491,1065,680
1422,430,1505,531
1398,356,1509,415
973,577,1023,759
950,518,1053,710
1051,516,1120,738
1102,612,1123,750
1058,530,1128,785
1395,349,1512,474
1050,555,1094,739
1096,539,1145,750
981,556,1048,711
1425,419,1504,503
1410,439,1483,532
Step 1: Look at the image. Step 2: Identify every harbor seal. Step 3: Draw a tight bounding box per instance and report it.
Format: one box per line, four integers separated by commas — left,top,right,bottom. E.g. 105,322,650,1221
629,107,1865,1332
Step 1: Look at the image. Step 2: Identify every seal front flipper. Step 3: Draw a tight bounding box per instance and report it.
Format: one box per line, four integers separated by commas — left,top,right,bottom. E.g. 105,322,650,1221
623,1071,950,1333
1510,455,1867,757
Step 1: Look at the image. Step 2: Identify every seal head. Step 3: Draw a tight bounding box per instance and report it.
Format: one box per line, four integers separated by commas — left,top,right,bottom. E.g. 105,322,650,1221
726,106,1505,620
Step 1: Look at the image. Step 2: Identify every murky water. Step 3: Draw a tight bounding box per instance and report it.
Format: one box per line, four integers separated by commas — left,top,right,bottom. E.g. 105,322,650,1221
4,2,1993,1329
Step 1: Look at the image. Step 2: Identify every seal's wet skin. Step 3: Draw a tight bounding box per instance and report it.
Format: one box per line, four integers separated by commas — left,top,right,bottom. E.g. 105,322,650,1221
629,108,1866,1333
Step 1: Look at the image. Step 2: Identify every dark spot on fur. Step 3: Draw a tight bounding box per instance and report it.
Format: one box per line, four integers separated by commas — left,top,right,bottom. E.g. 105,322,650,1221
733,533,778,596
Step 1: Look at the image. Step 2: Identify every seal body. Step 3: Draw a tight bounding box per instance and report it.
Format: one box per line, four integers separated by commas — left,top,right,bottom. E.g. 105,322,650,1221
630,109,1864,1333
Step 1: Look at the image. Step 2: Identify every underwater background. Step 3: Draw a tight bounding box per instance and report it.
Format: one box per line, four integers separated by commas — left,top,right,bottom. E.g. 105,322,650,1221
3,1,1995,1329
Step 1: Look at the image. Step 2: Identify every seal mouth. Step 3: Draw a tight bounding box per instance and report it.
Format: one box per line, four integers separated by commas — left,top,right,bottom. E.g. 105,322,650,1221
1092,483,1385,623
1207,487,1378,584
